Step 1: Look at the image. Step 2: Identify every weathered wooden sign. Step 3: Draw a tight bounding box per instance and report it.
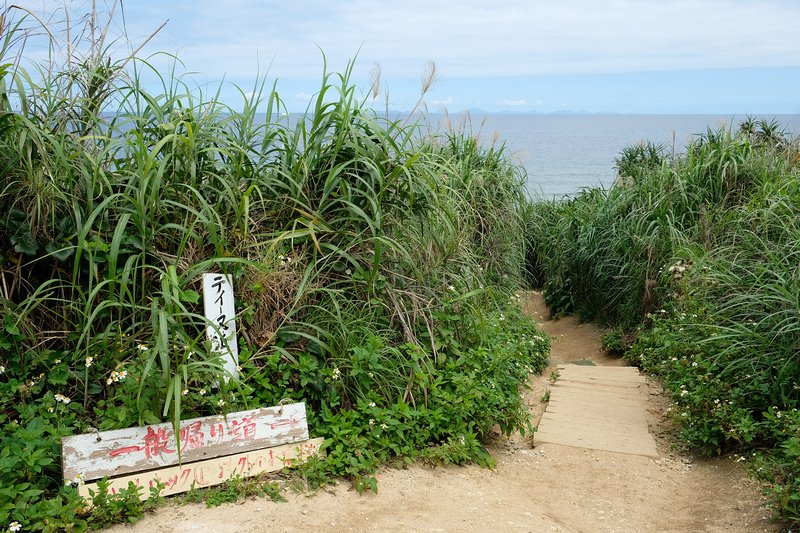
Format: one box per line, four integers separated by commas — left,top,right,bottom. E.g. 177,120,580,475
202,272,239,379
61,402,323,500
77,438,324,499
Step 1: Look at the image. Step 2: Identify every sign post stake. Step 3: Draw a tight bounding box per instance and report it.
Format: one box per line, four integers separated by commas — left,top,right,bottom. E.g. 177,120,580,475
202,273,239,380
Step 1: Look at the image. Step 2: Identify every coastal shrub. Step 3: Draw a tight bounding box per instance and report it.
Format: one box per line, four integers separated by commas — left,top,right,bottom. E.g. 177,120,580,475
526,119,792,326
298,303,550,492
527,117,799,526
0,4,549,529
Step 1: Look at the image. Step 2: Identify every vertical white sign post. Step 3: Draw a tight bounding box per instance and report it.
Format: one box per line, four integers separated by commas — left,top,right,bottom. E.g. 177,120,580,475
202,273,239,381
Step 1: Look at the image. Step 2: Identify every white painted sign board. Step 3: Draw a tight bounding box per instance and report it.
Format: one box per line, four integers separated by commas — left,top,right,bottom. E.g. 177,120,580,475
62,403,310,481
202,273,239,379
61,403,324,501
77,438,324,500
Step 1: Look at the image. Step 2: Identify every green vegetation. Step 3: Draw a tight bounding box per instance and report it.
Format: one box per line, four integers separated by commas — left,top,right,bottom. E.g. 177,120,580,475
0,6,549,531
527,118,800,527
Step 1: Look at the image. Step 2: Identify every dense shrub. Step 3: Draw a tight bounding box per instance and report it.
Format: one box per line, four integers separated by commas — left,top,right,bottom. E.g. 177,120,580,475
0,6,549,530
527,117,800,526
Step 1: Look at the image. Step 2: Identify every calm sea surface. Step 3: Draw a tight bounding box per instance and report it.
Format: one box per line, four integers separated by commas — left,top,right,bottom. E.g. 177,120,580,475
426,113,800,199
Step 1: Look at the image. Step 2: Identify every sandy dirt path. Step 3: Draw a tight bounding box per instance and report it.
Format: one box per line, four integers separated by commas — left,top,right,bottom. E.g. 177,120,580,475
107,293,781,533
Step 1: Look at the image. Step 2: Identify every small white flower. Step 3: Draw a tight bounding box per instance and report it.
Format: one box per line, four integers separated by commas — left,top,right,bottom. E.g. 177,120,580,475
199,389,206,396
448,285,455,292
9,521,22,531
182,389,189,396
85,357,93,367
369,419,375,425
368,402,376,408
332,368,341,380
218,399,225,407
47,407,54,413
368,372,374,378
380,423,388,429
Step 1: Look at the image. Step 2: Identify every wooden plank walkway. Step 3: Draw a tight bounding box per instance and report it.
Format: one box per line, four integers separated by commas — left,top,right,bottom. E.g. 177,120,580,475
534,364,659,458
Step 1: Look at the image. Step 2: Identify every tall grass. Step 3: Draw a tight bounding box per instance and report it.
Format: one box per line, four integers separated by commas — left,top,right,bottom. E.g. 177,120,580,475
0,7,546,524
0,25,527,406
526,115,800,526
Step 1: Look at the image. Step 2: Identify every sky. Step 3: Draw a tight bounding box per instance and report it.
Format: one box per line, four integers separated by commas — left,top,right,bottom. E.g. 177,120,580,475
6,0,800,114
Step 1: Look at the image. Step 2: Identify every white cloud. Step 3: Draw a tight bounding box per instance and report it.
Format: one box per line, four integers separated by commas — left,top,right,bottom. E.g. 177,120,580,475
10,0,799,113
295,93,314,101
502,99,526,106
51,0,798,84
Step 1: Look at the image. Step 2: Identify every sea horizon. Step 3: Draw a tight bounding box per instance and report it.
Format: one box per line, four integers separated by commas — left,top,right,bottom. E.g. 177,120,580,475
419,112,800,199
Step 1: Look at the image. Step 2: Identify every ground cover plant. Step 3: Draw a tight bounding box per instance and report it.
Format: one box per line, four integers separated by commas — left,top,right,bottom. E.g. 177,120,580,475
0,5,551,531
526,117,800,527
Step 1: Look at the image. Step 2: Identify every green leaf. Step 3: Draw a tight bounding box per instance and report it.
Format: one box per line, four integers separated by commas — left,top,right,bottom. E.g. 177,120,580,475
10,233,39,255
123,234,144,251
45,240,75,262
143,409,161,425
56,214,77,236
116,406,130,422
179,290,200,303
47,368,69,386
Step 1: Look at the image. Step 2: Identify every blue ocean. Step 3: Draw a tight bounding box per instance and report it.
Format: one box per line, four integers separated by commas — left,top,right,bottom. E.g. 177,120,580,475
425,113,800,199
